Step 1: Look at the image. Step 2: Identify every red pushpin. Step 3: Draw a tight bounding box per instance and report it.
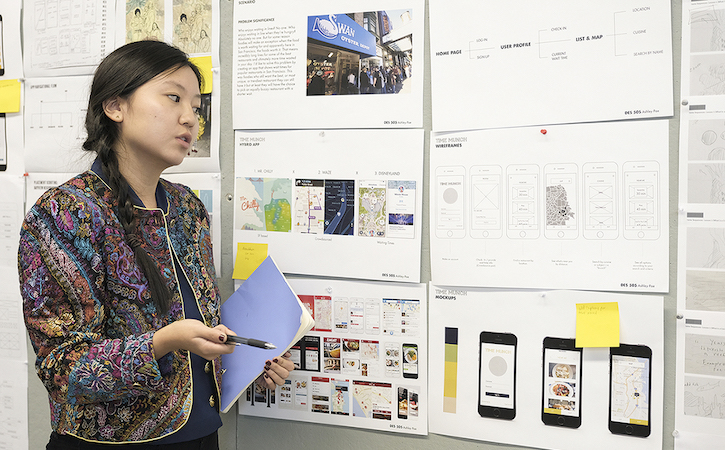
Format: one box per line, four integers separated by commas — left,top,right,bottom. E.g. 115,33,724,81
540,129,547,135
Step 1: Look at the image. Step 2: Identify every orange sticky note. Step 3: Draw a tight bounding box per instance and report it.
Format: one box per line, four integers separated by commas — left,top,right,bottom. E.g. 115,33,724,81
232,243,268,280
0,79,21,113
189,56,213,94
575,302,619,348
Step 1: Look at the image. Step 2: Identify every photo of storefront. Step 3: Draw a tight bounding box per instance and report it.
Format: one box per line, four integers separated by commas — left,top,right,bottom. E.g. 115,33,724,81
306,13,377,95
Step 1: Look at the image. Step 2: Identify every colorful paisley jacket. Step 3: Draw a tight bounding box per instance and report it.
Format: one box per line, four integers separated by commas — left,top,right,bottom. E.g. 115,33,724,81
17,165,222,443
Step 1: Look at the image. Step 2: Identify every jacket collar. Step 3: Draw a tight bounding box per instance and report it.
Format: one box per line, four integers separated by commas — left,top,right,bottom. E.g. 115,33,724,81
90,157,169,213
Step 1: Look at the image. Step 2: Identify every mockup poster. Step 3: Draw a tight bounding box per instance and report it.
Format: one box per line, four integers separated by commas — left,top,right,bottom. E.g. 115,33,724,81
233,129,423,283
428,286,663,450
429,0,673,131
238,278,427,436
232,0,424,129
430,120,669,292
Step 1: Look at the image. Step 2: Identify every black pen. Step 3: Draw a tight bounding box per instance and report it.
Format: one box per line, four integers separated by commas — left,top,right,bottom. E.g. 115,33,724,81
225,335,277,349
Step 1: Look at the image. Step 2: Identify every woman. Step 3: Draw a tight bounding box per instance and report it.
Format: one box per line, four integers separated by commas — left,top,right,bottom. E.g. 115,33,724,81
18,40,293,448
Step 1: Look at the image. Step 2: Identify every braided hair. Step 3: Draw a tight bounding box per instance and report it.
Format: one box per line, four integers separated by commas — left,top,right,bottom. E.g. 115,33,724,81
83,40,203,314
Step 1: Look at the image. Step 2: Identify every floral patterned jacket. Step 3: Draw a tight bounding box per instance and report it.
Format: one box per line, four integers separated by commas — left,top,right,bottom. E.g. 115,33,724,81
17,167,222,443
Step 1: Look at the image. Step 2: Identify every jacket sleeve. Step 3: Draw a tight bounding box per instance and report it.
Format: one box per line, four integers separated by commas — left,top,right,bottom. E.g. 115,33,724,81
18,187,171,406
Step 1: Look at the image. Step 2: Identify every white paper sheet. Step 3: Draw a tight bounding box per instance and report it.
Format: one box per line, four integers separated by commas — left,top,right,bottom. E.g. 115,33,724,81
233,129,423,282
238,278,427,436
430,120,669,292
23,76,94,173
428,287,664,450
23,0,116,77
0,174,24,269
675,2,725,446
429,0,673,132
0,360,28,449
232,0,424,129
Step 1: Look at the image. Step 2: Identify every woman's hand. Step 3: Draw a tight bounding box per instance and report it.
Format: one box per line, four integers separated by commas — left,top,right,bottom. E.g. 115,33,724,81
153,319,236,361
256,352,294,390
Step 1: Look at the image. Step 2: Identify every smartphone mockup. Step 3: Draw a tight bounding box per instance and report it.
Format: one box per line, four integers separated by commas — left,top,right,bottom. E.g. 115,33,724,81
470,165,503,239
507,164,540,239
435,166,465,238
623,161,660,240
357,179,387,237
583,162,618,239
544,163,578,239
542,337,582,428
0,114,6,171
398,386,408,419
0,15,5,76
402,343,418,379
609,344,652,437
478,331,517,420
409,389,419,418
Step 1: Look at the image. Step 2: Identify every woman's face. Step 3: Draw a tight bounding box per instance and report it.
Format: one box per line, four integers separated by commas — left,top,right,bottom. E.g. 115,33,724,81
112,66,201,173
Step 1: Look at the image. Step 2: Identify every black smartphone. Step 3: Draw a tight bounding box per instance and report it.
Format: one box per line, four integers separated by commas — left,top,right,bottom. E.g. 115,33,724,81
541,337,582,428
0,15,5,76
402,343,418,379
609,344,652,437
478,331,517,420
397,386,408,419
0,113,6,171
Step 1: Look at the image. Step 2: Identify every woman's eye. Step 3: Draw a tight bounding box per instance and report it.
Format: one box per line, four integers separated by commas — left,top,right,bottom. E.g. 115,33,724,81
193,107,201,115
168,94,180,102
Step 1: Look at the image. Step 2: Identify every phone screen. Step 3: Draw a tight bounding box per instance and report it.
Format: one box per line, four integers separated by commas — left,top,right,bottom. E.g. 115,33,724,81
610,353,651,431
0,114,6,170
0,15,5,76
436,166,465,238
402,343,418,378
479,341,515,410
543,347,581,419
398,386,408,419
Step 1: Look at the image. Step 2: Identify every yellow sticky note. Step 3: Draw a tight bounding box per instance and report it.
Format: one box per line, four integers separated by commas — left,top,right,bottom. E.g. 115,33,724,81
232,243,268,280
190,56,213,94
575,302,619,348
0,79,21,113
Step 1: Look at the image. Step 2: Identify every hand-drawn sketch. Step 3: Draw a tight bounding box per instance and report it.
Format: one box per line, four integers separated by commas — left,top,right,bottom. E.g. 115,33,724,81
125,0,164,44
690,7,725,53
689,54,725,96
687,227,725,268
173,0,212,54
688,119,725,161
684,375,725,419
686,270,725,312
688,163,725,204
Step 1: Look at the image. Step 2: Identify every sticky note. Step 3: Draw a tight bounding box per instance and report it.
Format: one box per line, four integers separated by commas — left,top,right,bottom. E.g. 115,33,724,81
575,302,619,348
0,79,21,113
232,243,268,280
190,56,213,94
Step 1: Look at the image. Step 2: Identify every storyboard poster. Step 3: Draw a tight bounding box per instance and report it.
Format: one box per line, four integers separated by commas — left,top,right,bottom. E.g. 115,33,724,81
675,2,725,446
428,286,663,450
430,120,669,293
232,0,424,129
238,278,428,436
429,0,673,131
233,129,423,282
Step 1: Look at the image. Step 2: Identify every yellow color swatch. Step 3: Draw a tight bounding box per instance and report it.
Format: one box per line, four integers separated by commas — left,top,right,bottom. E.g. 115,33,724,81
0,79,21,113
232,243,268,280
189,56,213,94
575,302,619,348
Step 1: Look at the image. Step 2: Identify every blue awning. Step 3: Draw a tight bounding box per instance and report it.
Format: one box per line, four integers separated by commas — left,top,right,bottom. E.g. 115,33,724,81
308,14,377,58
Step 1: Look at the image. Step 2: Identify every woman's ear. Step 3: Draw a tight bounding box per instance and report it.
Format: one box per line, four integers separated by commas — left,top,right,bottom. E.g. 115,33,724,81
102,97,124,123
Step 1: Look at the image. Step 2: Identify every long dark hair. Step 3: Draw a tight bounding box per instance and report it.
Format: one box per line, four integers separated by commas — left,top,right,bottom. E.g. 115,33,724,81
83,40,202,315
